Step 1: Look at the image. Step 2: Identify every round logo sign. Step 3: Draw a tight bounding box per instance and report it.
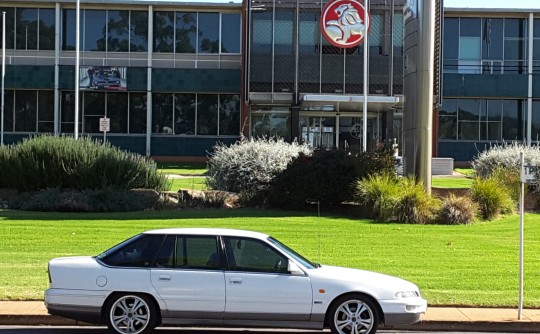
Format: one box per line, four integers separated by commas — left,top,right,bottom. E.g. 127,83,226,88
320,0,371,48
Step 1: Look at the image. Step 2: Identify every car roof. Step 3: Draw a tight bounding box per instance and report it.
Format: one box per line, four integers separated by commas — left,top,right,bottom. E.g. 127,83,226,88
143,228,270,239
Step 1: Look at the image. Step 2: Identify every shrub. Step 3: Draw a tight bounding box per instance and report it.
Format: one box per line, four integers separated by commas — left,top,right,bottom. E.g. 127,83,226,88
394,176,440,224
354,173,400,221
438,194,478,225
469,177,514,220
472,142,540,190
490,166,521,202
206,137,312,201
19,187,158,212
0,135,168,192
267,149,396,210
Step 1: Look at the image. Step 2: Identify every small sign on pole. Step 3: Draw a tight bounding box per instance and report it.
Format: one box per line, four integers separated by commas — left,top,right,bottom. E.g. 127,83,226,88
99,117,110,142
518,153,537,319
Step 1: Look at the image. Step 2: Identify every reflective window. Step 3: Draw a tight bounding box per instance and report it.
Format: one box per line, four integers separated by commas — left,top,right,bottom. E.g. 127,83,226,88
176,12,197,53
197,94,218,135
130,11,148,52
458,99,480,140
174,93,196,135
154,11,174,53
107,93,128,133
0,8,15,49
84,10,106,51
83,92,105,133
107,10,129,52
252,11,272,53
100,234,165,268
198,12,219,54
535,19,540,62
219,94,240,135
15,91,37,132
152,93,173,134
3,90,14,132
502,99,524,140
38,91,54,133
156,235,219,270
439,99,457,140
480,100,502,141
299,12,320,55
16,8,38,50
482,18,503,60
129,93,147,134
61,9,76,50
532,101,540,142
39,9,55,50
221,13,240,53
224,237,289,274
274,10,293,54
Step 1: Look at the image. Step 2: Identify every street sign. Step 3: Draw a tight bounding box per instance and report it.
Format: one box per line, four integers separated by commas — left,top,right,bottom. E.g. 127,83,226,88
521,162,537,183
99,117,110,132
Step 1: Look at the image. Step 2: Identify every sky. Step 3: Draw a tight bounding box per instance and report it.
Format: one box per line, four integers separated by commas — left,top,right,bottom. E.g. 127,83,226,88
445,0,540,9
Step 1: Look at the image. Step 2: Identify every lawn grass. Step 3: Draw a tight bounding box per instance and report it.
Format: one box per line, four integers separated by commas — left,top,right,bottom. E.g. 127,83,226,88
432,177,473,189
156,162,207,176
168,177,208,191
1,209,539,308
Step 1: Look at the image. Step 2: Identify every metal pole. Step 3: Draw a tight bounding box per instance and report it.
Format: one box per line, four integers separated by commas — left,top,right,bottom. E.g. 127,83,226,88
518,151,525,320
1,11,6,147
362,0,369,152
74,0,81,139
527,13,533,146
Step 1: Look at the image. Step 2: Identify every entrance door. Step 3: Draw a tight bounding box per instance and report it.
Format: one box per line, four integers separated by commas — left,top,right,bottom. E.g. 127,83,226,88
299,116,336,149
337,116,377,153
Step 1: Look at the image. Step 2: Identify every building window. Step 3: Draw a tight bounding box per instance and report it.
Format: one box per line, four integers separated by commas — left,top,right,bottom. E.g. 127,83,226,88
219,94,240,135
251,106,291,141
197,94,218,135
107,10,130,52
84,10,107,52
0,8,15,49
130,11,148,52
107,93,128,133
16,8,38,50
129,93,147,134
38,91,55,133
176,12,197,53
0,7,56,51
174,93,196,135
221,13,240,53
198,12,219,54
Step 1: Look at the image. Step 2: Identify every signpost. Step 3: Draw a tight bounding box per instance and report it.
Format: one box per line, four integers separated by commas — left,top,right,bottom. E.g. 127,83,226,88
519,152,537,319
99,117,110,142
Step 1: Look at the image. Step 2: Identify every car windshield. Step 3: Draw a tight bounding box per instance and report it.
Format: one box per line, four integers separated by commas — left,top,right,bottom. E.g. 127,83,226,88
267,237,318,269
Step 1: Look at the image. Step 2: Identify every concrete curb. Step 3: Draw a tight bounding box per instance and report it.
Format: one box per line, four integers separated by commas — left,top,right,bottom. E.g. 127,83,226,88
2,315,540,333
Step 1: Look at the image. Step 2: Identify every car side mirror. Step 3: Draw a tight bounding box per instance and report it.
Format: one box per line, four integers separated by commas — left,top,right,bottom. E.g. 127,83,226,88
287,261,305,276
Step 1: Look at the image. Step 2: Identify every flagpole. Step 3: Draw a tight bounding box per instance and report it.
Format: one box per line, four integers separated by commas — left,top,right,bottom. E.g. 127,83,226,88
74,0,80,139
1,11,6,146
362,0,369,152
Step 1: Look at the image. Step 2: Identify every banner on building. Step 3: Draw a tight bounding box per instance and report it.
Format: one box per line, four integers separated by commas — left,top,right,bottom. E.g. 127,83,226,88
80,66,127,91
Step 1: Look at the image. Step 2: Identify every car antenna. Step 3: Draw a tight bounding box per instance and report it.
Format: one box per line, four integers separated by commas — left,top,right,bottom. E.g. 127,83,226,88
306,199,321,265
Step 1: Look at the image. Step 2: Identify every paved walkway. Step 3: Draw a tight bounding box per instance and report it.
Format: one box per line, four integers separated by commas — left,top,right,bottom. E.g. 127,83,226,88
1,301,540,332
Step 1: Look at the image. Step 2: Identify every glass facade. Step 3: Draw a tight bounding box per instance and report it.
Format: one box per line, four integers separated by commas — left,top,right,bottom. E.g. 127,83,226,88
0,7,55,50
443,17,528,74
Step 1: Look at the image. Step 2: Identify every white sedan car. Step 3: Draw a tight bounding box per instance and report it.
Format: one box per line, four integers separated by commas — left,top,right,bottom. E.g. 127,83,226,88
45,228,427,334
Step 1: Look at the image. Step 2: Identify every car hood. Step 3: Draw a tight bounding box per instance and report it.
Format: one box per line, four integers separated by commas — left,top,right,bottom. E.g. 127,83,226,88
308,265,420,298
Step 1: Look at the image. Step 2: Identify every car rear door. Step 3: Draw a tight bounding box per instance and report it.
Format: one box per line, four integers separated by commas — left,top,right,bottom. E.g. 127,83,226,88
222,237,313,321
151,235,225,320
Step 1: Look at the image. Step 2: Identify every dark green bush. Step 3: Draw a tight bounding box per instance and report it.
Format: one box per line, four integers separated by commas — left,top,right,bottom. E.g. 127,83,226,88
267,149,396,209
470,177,514,220
0,135,168,191
438,194,478,225
354,173,400,221
394,177,440,224
19,187,158,212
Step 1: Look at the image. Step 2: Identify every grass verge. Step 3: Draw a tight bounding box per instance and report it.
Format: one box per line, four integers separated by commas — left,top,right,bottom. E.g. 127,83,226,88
168,177,208,191
0,209,538,308
156,162,207,176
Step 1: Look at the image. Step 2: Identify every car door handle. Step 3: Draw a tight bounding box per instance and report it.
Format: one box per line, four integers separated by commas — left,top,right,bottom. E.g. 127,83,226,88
159,274,171,281
229,278,242,284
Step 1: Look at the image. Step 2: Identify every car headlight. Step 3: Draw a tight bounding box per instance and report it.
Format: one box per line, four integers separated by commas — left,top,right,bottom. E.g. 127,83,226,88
395,291,420,299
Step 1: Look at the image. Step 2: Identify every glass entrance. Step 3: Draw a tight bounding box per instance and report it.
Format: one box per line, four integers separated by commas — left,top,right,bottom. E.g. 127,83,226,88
299,114,378,151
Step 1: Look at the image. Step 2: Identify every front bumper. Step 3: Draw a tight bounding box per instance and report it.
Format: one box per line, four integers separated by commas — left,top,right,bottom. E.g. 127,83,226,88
380,297,428,326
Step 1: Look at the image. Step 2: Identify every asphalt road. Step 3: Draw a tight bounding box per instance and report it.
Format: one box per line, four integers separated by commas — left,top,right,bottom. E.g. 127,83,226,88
0,328,529,334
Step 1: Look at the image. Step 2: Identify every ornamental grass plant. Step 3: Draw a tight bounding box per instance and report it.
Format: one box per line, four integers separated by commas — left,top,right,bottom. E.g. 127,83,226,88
0,135,168,191
354,173,401,221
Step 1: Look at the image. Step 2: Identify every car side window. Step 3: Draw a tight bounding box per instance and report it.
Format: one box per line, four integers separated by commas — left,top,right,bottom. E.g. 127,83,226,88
155,236,220,270
224,237,289,274
100,234,164,267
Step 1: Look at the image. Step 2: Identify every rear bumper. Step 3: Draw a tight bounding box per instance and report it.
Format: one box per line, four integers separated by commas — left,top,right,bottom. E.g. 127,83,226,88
46,303,103,324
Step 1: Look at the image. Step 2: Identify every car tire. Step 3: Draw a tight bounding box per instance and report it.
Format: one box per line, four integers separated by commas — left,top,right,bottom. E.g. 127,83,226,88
328,294,380,334
107,294,158,334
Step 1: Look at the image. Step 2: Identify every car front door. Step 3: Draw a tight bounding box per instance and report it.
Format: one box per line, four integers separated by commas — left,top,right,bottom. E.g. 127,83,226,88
150,235,225,320
222,237,313,321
